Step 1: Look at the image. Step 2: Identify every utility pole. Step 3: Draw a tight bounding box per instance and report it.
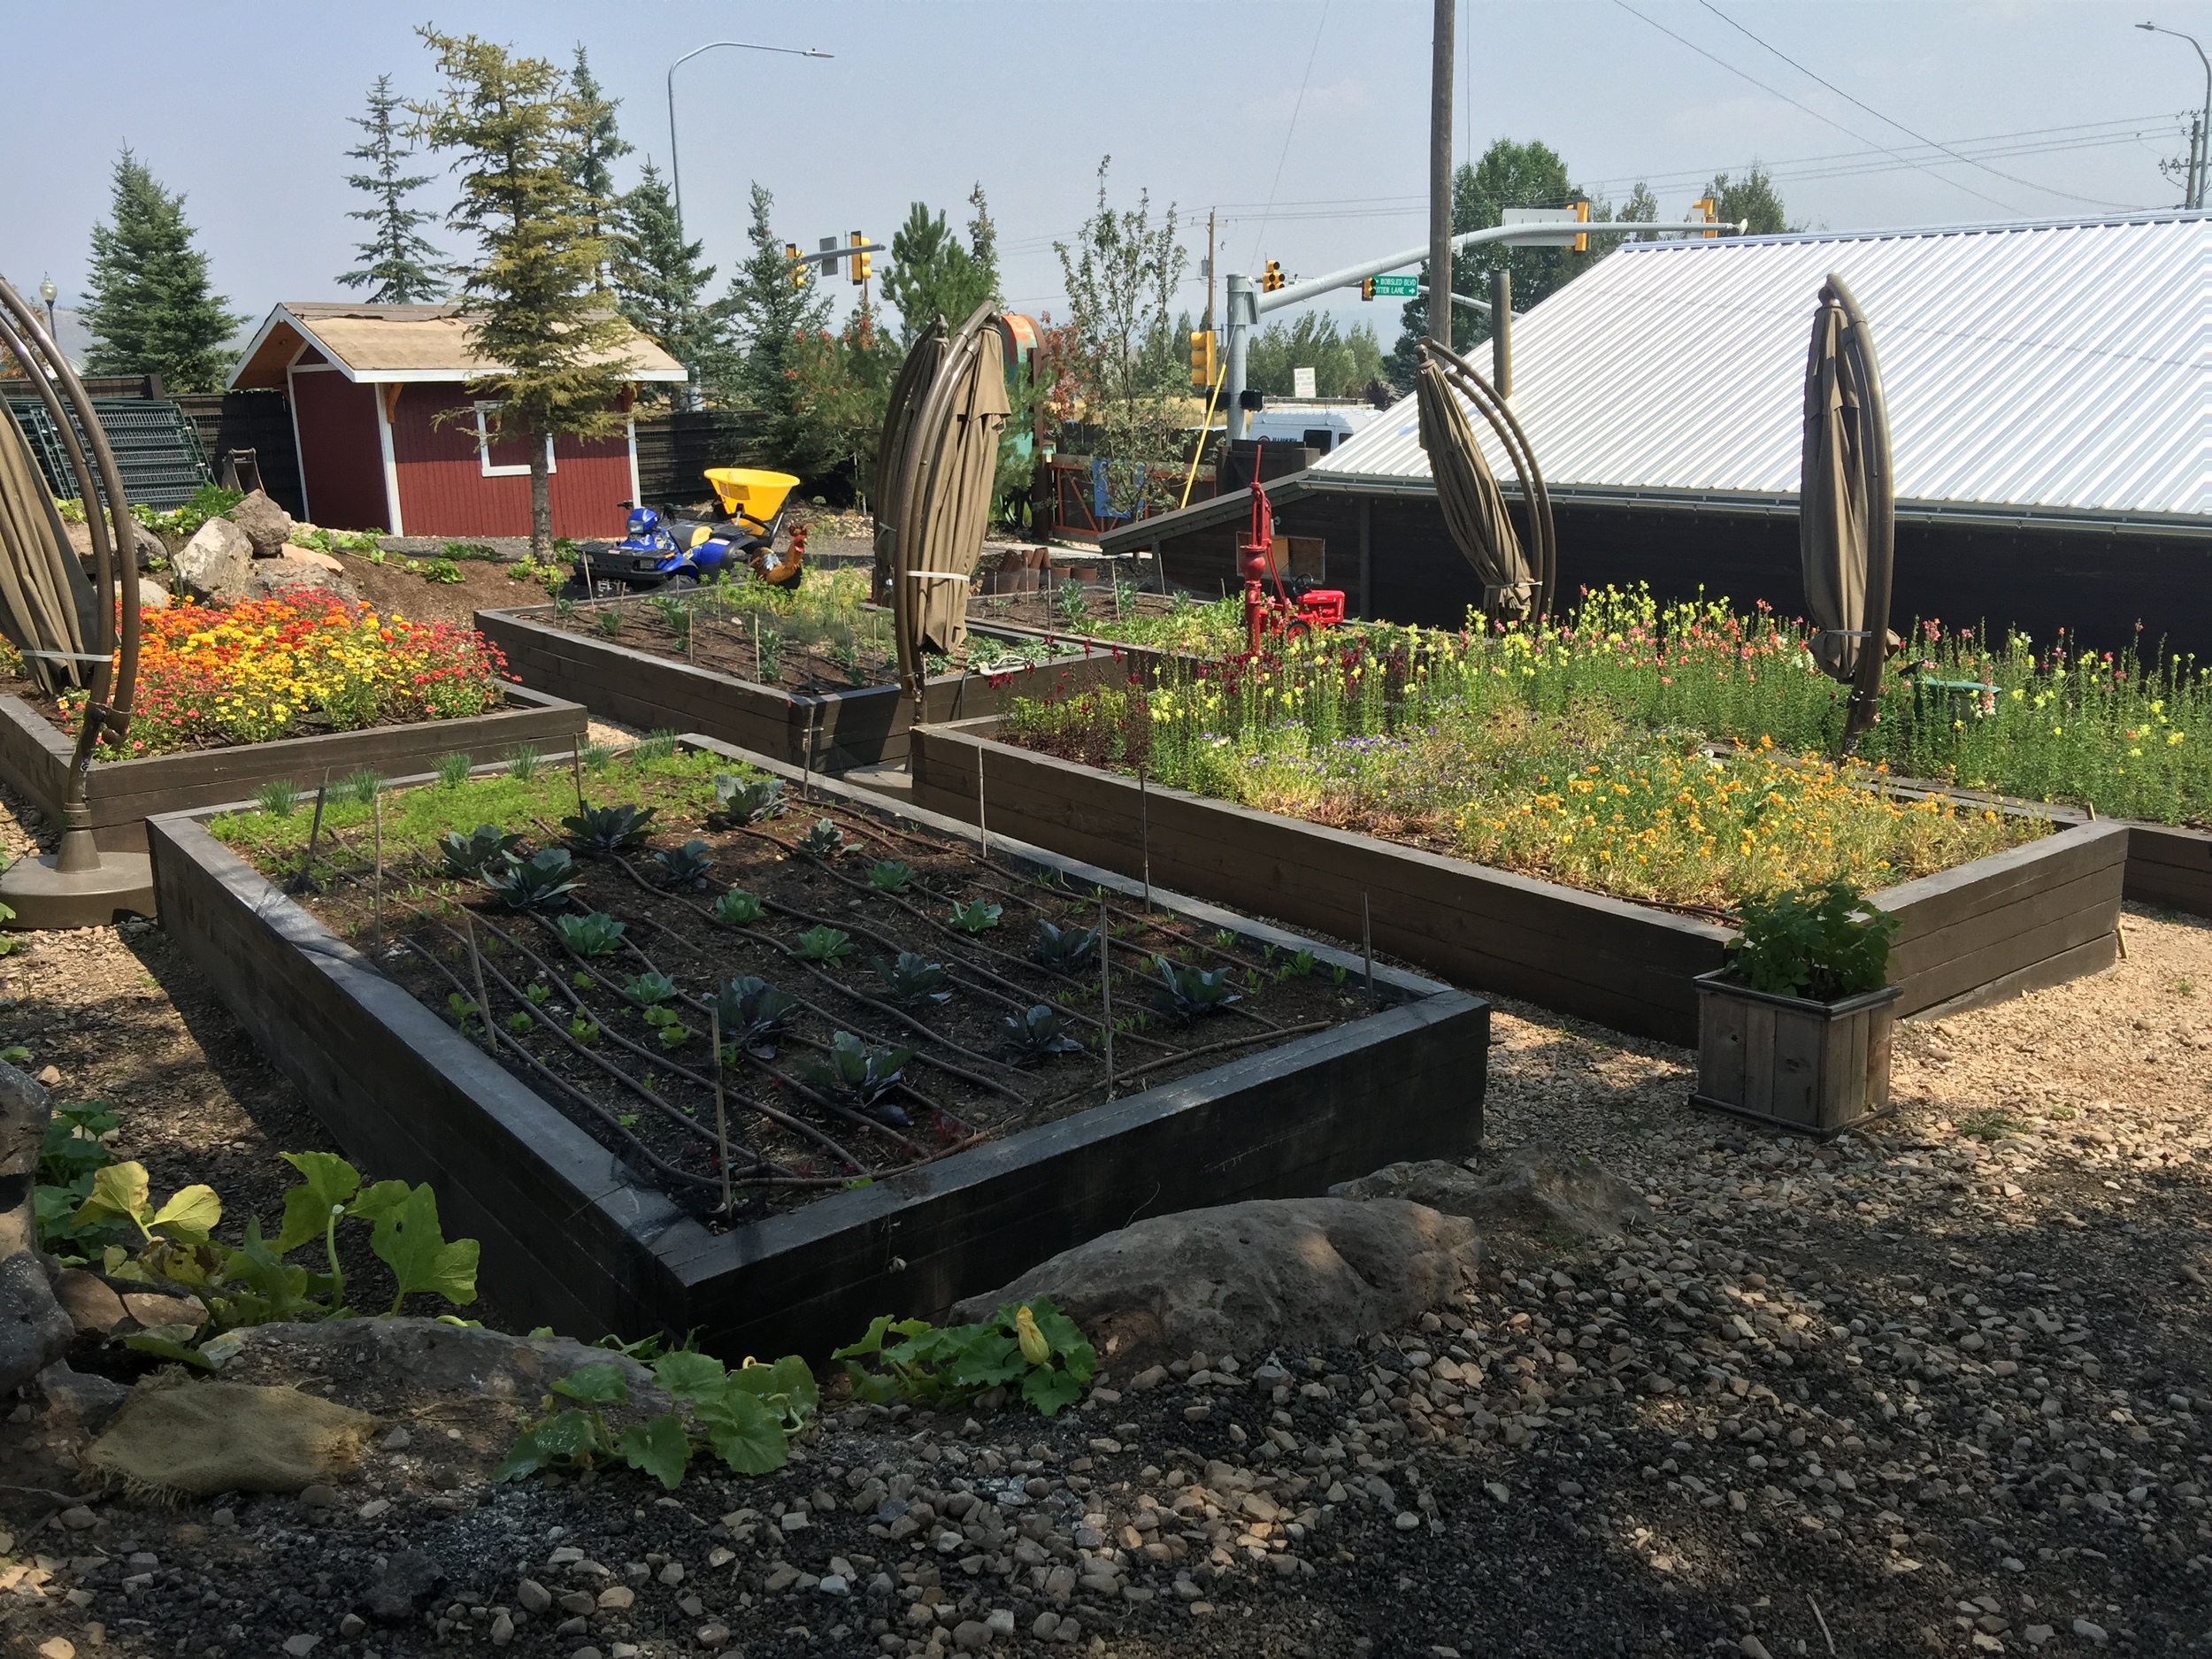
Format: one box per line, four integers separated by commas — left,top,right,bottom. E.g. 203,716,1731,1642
1205,210,1217,334
1428,0,1455,347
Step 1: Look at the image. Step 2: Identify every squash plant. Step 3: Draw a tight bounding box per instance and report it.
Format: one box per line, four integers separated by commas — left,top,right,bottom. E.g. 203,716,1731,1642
833,1296,1095,1417
496,1351,818,1490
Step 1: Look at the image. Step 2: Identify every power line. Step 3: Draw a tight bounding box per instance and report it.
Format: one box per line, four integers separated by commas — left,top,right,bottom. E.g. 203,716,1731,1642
1247,0,1333,267
1608,0,2024,213
1694,0,2150,211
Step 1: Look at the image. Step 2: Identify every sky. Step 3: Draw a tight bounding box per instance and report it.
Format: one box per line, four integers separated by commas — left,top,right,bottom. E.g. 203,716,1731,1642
7,0,2208,356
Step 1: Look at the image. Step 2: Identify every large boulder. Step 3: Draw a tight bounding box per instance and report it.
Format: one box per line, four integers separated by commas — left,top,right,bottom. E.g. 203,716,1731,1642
171,515,254,602
1332,1146,1653,1242
0,1064,78,1394
242,552,357,605
226,488,296,558
68,518,165,569
950,1196,1481,1370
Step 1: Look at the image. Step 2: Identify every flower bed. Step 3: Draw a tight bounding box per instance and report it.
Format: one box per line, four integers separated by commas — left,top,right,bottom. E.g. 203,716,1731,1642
147,738,1486,1352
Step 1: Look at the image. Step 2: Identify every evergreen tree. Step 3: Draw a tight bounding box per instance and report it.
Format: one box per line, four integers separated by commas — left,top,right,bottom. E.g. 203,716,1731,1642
881,201,995,345
966,182,1001,299
81,150,245,392
337,75,444,303
416,28,636,557
724,181,829,459
565,45,632,287
1706,165,1796,235
610,161,730,402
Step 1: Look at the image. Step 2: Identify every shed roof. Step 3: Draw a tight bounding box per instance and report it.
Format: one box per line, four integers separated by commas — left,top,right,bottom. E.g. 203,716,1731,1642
228,303,688,389
1311,212,2211,528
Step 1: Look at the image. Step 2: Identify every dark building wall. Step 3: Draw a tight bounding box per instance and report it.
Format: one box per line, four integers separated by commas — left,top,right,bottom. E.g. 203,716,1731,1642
1144,487,2212,662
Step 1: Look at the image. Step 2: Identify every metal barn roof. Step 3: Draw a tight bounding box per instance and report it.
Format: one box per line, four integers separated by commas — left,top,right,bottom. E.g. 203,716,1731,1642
1313,213,2212,527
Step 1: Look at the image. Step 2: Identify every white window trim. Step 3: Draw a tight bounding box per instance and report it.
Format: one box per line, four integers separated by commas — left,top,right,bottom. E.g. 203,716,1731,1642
474,403,555,479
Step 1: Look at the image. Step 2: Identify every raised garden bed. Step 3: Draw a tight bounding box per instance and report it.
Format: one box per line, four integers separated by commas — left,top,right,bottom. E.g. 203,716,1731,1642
145,738,1486,1355
0,684,584,853
480,596,1127,773
907,718,2128,1046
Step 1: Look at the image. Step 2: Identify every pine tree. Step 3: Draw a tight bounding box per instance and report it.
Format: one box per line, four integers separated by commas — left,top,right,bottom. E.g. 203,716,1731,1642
881,201,994,345
416,28,637,557
611,161,729,402
724,181,828,457
1706,165,1796,236
81,150,245,392
337,75,444,303
565,45,632,288
966,182,1001,300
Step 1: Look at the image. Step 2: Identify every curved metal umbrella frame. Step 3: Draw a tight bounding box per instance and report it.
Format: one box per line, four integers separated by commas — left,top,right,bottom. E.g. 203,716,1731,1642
870,315,945,608
1414,336,1558,623
0,272,151,923
1801,271,1894,750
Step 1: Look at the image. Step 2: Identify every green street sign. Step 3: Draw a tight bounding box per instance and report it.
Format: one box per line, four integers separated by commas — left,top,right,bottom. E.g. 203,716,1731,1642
1370,274,1418,297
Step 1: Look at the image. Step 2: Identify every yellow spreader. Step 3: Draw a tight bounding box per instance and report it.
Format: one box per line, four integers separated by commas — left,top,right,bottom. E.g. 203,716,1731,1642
705,467,801,529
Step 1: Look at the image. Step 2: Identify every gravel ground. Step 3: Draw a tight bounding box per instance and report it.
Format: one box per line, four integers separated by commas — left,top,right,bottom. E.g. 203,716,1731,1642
0,742,2207,1657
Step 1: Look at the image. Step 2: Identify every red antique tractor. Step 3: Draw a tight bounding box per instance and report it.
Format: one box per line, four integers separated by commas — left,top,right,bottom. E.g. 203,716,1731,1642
1237,449,1345,655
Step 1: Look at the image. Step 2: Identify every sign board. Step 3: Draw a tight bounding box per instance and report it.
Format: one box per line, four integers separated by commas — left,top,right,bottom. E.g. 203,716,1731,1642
1292,366,1317,400
818,235,841,279
1500,207,1581,247
1371,273,1418,297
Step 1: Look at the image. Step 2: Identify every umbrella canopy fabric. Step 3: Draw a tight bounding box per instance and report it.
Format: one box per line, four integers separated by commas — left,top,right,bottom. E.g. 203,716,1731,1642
1417,351,1532,605
0,403,95,695
892,303,1009,688
871,318,945,605
1798,271,1895,727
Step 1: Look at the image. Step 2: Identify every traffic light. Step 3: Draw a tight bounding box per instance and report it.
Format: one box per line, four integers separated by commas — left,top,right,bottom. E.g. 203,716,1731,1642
1262,259,1284,293
785,243,809,288
849,231,872,285
1360,277,1375,301
1188,329,1217,387
1573,199,1591,254
1693,196,1718,239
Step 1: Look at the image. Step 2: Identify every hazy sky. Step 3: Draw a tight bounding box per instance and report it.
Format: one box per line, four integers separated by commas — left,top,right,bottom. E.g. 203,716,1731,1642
8,0,2207,350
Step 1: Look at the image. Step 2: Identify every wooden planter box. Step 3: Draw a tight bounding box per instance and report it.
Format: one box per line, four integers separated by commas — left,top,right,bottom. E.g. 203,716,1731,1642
1691,974,1902,1136
478,604,1134,774
0,686,586,854
903,718,2130,1047
2121,819,2212,918
144,740,1489,1356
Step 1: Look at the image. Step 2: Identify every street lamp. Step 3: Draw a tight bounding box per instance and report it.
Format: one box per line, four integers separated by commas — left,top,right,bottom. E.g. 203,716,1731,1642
666,40,833,241
36,276,56,340
2139,20,2212,208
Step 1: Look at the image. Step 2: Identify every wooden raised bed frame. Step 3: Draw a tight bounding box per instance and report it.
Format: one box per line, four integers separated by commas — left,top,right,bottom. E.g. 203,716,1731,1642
904,718,2130,1047
478,603,1133,775
145,740,1488,1355
0,686,586,854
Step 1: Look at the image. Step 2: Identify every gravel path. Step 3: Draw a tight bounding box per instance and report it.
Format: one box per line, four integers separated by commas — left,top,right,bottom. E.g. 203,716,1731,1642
0,737,2206,1657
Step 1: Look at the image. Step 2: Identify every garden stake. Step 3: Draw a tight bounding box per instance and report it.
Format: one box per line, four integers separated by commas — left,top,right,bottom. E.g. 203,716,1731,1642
1139,764,1152,909
1362,891,1375,1005
753,614,761,682
371,788,385,945
570,746,585,812
710,1005,732,1214
976,748,989,860
291,772,329,895
802,703,818,799
464,910,494,1052
1100,891,1114,1100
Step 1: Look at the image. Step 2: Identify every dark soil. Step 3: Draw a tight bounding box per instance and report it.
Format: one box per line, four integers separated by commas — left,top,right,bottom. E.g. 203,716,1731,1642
214,769,1376,1229
535,595,903,696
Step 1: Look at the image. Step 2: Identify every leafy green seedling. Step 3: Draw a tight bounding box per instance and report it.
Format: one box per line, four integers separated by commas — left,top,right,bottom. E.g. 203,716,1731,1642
1033,919,1097,972
482,848,579,910
797,818,845,857
504,1011,534,1034
563,802,657,852
446,992,479,1033
711,889,765,927
525,980,553,1006
713,773,785,824
833,1294,1094,1417
872,952,950,1007
1001,1003,1084,1064
623,972,679,1006
794,925,854,964
866,860,913,895
438,823,523,879
595,609,626,637
801,1032,918,1124
553,911,627,957
713,976,799,1058
1153,956,1241,1018
655,839,713,884
657,1023,691,1052
1724,877,1900,1002
572,971,594,990
567,1016,599,1043
949,900,1002,934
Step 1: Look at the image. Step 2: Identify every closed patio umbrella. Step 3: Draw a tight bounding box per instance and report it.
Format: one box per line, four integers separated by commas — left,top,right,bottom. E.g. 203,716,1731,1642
1799,271,1895,750
891,302,1009,694
1415,337,1555,623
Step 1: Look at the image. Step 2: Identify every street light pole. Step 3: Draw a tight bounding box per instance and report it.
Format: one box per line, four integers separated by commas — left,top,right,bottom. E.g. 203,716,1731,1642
36,277,57,341
665,40,833,241
2139,21,2212,208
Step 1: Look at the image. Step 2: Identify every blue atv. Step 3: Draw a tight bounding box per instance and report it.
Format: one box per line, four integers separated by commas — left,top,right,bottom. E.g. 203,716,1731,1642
575,468,805,591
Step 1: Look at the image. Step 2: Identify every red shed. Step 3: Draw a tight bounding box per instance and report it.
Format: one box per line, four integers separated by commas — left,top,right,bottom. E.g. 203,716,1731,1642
227,303,688,538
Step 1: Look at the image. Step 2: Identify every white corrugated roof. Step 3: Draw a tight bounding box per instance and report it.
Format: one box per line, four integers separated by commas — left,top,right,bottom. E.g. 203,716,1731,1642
1316,214,2212,521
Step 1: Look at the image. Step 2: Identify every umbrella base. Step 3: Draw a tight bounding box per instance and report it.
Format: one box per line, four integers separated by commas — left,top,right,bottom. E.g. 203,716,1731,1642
0,850,156,930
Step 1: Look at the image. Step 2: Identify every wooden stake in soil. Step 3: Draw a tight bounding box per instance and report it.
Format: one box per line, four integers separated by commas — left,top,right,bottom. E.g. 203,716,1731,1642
802,702,818,799
1362,891,1375,1006
463,910,494,1052
753,614,762,683
710,1005,732,1214
1138,763,1152,910
570,745,586,812
975,746,989,860
372,788,385,945
292,772,329,894
1099,891,1114,1100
